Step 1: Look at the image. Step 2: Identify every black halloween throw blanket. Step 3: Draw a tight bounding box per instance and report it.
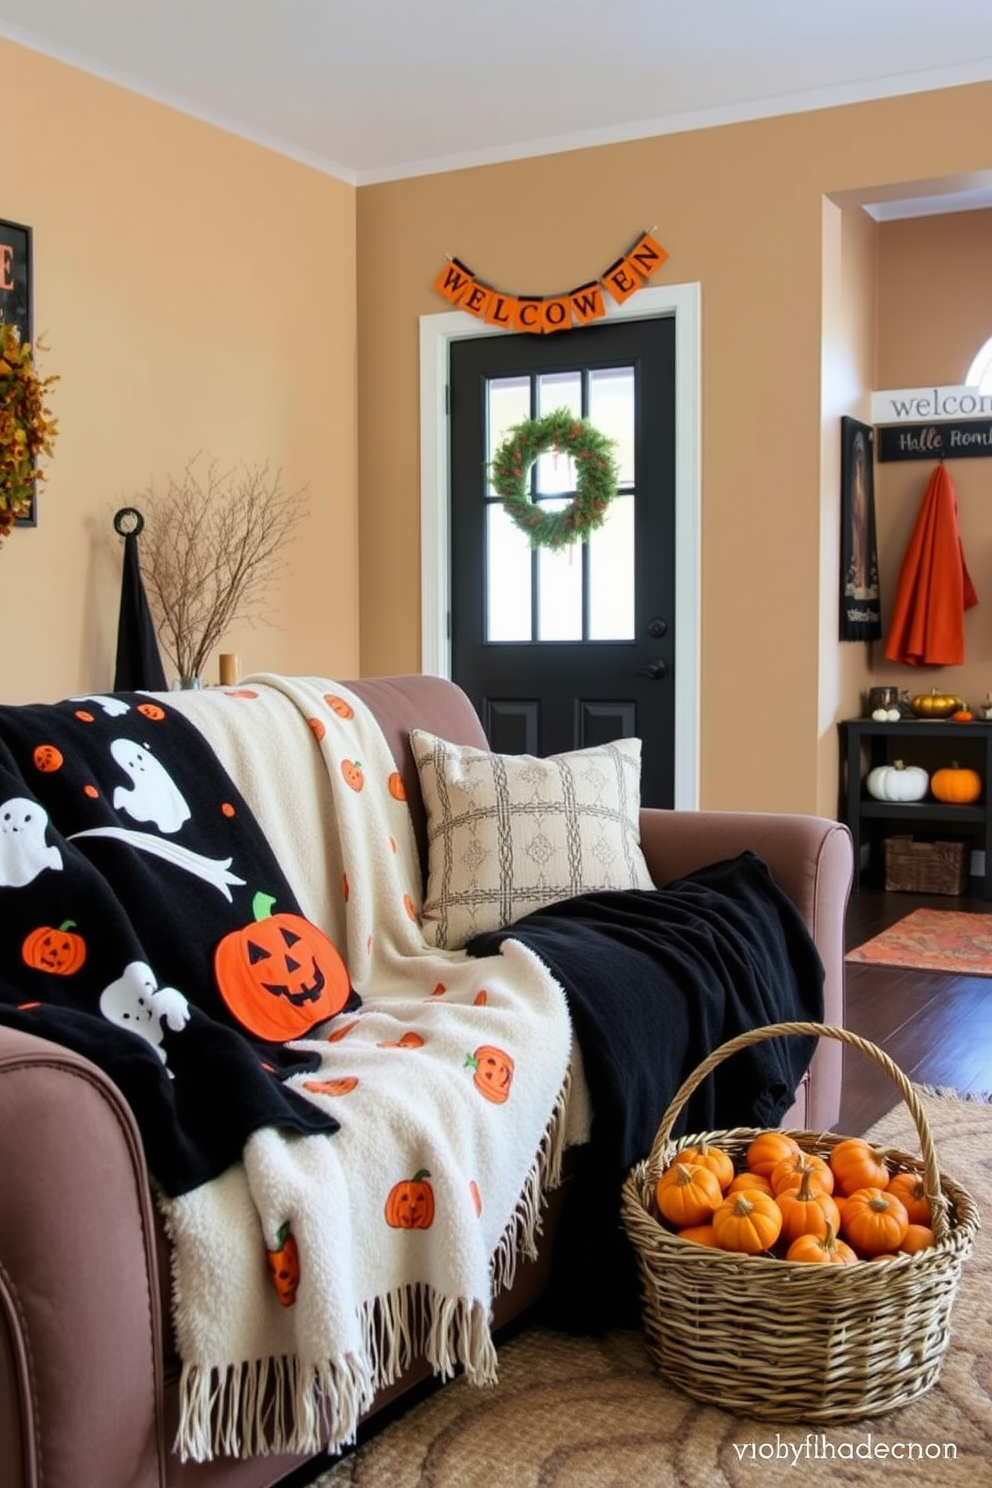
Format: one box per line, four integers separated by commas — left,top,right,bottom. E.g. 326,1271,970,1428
0,692,359,1195
467,851,825,1329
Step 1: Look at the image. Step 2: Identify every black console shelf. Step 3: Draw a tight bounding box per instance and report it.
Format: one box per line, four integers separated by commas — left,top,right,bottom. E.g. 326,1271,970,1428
839,717,992,899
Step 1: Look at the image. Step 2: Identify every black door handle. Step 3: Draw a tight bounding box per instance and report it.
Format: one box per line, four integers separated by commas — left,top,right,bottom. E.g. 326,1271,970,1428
640,660,668,680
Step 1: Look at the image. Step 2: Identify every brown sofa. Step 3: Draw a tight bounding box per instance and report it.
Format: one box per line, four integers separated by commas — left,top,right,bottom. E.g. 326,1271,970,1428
0,674,854,1488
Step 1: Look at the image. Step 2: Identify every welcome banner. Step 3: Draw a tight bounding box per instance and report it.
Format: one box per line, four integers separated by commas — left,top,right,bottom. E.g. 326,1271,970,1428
433,231,668,333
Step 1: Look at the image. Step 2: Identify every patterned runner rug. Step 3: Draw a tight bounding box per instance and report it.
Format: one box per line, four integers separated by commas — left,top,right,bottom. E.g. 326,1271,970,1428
309,1089,991,1488
845,907,992,975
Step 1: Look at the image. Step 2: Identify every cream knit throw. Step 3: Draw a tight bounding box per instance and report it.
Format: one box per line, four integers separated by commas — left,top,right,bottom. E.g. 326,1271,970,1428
159,676,572,1462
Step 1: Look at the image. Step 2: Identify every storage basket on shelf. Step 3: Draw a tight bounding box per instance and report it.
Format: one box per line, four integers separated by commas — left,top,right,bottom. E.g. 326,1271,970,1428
619,1021,980,1423
883,834,969,895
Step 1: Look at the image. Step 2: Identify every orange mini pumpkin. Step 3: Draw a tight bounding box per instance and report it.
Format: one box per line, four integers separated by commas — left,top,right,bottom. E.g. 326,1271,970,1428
656,1163,723,1229
931,763,981,804
385,1169,435,1229
770,1152,834,1196
266,1222,300,1307
678,1138,734,1192
712,1189,782,1254
776,1167,842,1244
785,1224,858,1266
22,919,87,975
841,1187,909,1256
886,1170,931,1225
214,890,351,1042
828,1136,889,1196
745,1131,801,1177
466,1044,514,1103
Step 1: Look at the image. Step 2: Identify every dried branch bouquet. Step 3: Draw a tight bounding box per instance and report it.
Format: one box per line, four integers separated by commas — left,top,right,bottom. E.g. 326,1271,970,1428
137,455,308,683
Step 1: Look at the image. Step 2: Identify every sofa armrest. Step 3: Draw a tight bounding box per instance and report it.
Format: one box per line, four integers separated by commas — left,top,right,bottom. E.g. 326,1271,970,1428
639,809,854,1132
0,1026,166,1488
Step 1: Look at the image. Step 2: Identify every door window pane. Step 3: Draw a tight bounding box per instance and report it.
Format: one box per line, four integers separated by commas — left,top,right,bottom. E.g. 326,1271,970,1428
588,494,635,639
486,376,531,487
486,504,532,641
589,367,635,484
538,510,583,640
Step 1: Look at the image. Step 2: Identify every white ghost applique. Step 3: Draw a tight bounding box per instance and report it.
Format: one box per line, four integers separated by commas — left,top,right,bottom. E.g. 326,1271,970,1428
0,797,63,887
99,960,191,1072
110,738,191,833
72,694,131,717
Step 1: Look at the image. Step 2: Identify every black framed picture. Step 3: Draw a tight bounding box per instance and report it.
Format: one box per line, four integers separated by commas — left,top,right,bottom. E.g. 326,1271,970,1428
840,415,881,641
0,217,37,526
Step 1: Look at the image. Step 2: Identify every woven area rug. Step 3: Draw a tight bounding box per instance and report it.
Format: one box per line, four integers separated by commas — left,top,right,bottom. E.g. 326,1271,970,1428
308,1090,990,1488
845,907,992,975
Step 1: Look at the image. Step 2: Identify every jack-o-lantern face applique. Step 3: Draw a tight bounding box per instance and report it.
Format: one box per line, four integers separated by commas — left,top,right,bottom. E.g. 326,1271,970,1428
214,890,352,1042
32,744,63,773
465,1044,514,1104
384,1169,435,1230
22,919,87,975
265,1222,300,1307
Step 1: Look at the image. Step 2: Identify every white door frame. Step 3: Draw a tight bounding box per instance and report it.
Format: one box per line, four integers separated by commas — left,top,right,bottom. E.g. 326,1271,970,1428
418,282,701,809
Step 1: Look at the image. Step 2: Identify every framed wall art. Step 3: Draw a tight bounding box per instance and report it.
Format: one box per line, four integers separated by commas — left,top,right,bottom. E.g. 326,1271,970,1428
839,415,881,641
0,217,37,526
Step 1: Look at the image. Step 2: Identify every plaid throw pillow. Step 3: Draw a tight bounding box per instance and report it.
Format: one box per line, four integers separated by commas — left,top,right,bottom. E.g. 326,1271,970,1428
409,730,653,951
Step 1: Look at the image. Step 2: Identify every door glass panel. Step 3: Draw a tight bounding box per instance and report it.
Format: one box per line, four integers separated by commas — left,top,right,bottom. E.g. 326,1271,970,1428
486,504,532,641
537,372,582,494
538,507,583,640
588,494,635,639
589,366,635,484
486,376,531,483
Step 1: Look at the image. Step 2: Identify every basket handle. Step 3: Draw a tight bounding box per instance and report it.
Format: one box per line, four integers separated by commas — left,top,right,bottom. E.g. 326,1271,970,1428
649,1021,950,1240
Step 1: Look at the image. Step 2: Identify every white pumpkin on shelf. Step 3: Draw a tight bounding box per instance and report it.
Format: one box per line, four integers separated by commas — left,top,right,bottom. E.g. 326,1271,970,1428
865,760,929,802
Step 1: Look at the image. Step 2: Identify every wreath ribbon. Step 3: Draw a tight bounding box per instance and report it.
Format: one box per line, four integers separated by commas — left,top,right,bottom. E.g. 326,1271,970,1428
490,409,620,551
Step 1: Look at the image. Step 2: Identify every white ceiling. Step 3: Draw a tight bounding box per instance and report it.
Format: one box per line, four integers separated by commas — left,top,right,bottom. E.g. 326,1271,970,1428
1,0,992,189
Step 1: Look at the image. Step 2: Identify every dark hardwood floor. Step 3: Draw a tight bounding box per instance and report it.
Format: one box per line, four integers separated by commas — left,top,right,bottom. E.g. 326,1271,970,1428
838,885,992,1134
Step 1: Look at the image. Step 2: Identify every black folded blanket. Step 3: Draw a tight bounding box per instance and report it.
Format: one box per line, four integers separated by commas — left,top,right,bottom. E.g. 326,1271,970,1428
0,693,357,1195
468,851,825,1329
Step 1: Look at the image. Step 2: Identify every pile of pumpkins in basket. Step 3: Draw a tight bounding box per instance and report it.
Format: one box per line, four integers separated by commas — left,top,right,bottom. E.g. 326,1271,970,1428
654,1131,933,1263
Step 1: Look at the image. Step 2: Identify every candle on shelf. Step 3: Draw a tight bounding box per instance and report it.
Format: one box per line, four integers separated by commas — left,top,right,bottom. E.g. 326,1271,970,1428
219,653,240,687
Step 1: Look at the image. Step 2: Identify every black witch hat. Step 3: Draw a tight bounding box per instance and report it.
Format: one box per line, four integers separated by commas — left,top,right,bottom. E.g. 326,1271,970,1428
113,507,168,691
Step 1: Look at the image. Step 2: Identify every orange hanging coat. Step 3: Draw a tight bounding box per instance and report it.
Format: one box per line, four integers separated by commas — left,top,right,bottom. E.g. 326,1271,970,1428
883,462,978,666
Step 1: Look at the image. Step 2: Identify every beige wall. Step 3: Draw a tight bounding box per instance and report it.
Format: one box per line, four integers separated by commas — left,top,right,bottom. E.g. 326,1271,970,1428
0,39,359,703
356,82,992,812
5,40,992,820
872,208,992,715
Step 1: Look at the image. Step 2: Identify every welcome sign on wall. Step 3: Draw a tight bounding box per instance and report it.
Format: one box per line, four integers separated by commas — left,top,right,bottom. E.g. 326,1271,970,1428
433,230,667,334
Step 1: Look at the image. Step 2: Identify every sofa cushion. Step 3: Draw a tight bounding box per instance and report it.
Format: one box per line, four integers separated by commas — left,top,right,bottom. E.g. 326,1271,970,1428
409,730,653,950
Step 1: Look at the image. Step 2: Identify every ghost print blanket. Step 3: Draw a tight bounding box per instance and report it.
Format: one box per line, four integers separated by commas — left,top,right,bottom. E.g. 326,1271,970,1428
0,692,346,1195
10,676,573,1462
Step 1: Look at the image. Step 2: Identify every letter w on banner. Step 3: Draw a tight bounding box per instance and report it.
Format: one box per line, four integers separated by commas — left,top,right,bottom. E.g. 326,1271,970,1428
432,232,668,334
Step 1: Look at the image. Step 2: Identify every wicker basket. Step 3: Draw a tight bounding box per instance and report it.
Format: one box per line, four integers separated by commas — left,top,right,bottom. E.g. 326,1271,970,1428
620,1021,981,1422
883,834,969,895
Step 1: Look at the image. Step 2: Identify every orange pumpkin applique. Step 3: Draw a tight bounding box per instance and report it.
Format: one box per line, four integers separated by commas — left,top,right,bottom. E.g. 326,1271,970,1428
387,771,406,801
308,717,326,742
325,694,354,720
469,1180,482,1217
341,759,364,791
466,1044,514,1104
266,1222,300,1307
402,893,419,922
22,920,87,975
377,1030,425,1049
326,1018,361,1043
137,703,166,721
303,1076,359,1097
385,1169,435,1230
33,743,63,773
214,890,351,1042
74,710,95,723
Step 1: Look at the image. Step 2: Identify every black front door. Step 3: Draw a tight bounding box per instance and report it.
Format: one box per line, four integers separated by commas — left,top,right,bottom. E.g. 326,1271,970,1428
449,315,676,806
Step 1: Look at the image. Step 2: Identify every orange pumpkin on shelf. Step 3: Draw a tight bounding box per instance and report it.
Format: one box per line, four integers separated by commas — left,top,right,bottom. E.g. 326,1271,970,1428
930,763,982,804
